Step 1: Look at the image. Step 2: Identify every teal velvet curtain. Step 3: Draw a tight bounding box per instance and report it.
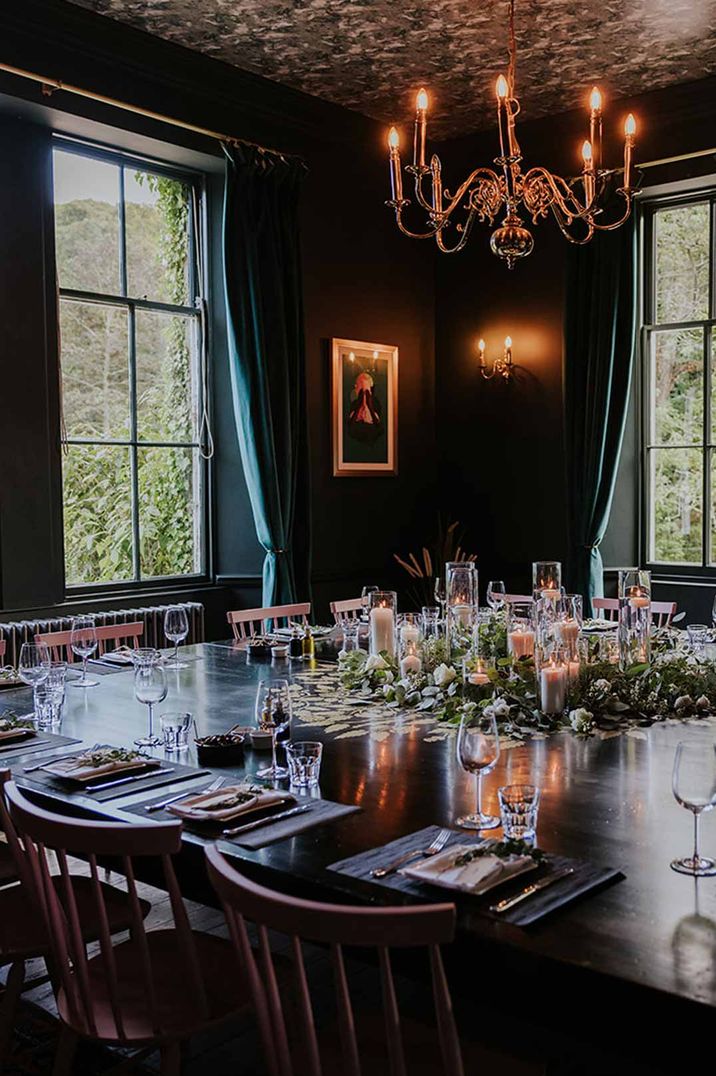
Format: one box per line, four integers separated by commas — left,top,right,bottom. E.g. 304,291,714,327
222,144,310,606
564,218,637,615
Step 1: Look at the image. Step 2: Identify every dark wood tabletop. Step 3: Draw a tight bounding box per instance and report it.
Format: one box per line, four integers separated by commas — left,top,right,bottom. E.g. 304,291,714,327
5,638,716,1067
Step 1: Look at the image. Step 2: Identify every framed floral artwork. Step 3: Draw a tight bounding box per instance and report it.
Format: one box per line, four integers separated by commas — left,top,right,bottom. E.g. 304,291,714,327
331,338,398,477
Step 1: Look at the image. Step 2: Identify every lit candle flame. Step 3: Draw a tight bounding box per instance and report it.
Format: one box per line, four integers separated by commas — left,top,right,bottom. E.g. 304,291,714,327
589,86,602,112
478,337,486,352
504,335,512,348
496,75,509,99
582,139,593,164
416,87,428,112
625,113,636,138
388,126,400,149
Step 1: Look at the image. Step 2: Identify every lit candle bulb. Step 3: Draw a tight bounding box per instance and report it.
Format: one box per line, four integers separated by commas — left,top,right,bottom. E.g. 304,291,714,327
623,113,636,191
478,337,486,371
388,126,403,202
413,87,428,169
504,335,512,373
495,75,509,159
582,139,595,205
589,85,602,170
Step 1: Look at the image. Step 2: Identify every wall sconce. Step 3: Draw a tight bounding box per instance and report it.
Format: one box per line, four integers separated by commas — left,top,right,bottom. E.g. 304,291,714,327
478,336,514,381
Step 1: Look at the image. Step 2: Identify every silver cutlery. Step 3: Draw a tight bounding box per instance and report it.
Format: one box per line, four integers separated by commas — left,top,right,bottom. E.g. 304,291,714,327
370,827,452,879
222,803,313,838
22,751,82,773
145,775,223,813
85,767,176,793
489,866,575,914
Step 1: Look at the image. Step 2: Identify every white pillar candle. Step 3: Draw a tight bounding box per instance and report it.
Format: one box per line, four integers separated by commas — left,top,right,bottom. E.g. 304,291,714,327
508,628,535,659
567,660,580,682
629,596,650,609
400,623,420,646
400,653,422,677
451,604,473,627
370,605,395,658
540,663,567,714
559,619,580,647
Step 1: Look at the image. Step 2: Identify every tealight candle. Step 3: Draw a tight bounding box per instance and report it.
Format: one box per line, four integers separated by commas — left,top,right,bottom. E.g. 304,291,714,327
370,604,396,658
560,618,581,646
540,661,567,714
508,628,535,659
400,621,420,646
450,603,473,627
468,670,490,685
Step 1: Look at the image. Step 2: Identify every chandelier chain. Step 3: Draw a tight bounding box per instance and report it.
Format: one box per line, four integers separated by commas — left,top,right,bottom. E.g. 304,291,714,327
507,0,516,93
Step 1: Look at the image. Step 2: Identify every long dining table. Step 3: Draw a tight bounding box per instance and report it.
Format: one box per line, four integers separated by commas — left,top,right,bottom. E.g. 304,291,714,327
5,637,716,1071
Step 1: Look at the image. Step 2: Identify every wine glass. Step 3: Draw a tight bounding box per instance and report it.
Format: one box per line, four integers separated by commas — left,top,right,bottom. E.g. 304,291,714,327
361,586,378,623
134,661,168,748
255,679,292,781
711,594,716,629
671,741,716,876
18,642,50,718
69,616,99,688
164,606,189,670
487,580,506,611
456,709,500,830
434,576,446,619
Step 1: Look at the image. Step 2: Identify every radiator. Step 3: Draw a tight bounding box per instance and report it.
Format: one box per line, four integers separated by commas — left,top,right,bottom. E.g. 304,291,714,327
0,602,205,667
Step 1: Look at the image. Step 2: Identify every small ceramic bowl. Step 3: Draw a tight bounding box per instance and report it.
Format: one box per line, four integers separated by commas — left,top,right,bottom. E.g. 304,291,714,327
249,728,274,750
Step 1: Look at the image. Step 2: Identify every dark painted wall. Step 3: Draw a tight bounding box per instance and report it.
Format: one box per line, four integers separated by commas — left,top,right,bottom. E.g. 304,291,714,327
0,0,436,630
433,75,716,615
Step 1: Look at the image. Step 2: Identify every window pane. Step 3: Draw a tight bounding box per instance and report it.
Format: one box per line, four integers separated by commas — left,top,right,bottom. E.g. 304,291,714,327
125,170,191,305
136,311,197,442
138,447,201,578
651,329,703,445
654,203,709,324
60,301,129,440
650,448,702,564
54,150,120,294
62,445,133,585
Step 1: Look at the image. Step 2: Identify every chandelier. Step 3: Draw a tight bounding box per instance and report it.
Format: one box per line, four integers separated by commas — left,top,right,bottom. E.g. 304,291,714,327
386,0,637,267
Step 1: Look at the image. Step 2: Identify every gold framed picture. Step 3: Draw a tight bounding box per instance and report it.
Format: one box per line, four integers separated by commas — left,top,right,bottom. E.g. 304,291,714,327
331,338,398,477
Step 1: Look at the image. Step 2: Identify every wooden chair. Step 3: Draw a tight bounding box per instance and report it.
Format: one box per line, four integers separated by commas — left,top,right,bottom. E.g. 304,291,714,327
329,597,363,625
504,594,533,604
0,772,153,1068
35,621,144,663
592,596,677,627
0,640,6,664
5,782,249,1076
207,844,505,1076
227,603,310,641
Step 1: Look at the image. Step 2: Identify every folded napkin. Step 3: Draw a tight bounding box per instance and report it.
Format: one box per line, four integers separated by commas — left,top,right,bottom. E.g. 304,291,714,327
44,754,157,782
401,844,536,895
98,647,136,665
0,722,34,743
168,784,294,823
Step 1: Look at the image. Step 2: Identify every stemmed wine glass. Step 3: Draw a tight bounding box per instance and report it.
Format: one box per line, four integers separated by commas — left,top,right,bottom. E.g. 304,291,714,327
164,606,189,670
69,616,99,688
487,581,506,612
361,586,378,623
18,642,51,717
434,576,446,621
134,660,168,748
456,709,500,830
671,741,716,876
255,679,292,781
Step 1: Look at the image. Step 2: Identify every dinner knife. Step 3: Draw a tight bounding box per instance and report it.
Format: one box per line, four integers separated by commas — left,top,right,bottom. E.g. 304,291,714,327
222,803,313,838
489,866,575,914
85,767,177,792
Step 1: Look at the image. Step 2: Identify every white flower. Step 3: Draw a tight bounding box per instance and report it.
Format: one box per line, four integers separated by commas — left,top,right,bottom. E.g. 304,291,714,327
569,707,594,734
365,654,388,673
485,697,510,720
674,694,694,711
593,679,611,693
384,670,394,685
433,663,457,688
696,695,711,710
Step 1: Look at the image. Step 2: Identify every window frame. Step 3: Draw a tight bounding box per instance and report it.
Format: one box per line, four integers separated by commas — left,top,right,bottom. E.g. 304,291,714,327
640,186,716,576
54,134,213,597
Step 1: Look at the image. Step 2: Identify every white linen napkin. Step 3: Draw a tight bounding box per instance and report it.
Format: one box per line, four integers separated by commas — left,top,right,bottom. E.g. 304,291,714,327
401,844,535,895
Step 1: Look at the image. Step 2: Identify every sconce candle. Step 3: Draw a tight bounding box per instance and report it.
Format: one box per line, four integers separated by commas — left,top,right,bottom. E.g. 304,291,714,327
478,335,514,381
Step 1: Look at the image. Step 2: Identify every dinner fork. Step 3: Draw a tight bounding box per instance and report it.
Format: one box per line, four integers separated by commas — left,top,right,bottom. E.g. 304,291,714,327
144,775,223,813
370,827,453,879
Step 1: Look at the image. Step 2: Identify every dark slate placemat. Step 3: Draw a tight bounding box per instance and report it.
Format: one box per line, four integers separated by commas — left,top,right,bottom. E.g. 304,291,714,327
124,788,361,848
1,732,82,761
20,753,210,802
329,825,624,927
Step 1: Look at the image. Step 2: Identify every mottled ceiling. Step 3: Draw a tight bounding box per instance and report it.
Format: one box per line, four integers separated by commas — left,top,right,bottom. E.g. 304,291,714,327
66,0,716,138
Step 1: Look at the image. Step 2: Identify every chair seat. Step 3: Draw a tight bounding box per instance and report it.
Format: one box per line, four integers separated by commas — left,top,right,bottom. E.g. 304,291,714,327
0,841,18,887
58,929,249,1044
0,876,151,962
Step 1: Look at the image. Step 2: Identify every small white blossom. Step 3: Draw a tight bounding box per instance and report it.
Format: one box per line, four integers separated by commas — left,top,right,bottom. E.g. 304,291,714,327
674,694,694,711
433,663,457,688
696,695,711,710
365,654,388,673
593,679,611,693
569,707,594,734
485,697,511,720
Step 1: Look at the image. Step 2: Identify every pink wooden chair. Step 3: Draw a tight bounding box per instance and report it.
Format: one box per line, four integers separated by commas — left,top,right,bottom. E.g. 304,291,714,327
592,596,677,627
35,621,144,663
227,602,310,641
0,772,152,1067
0,640,6,664
503,594,533,604
329,597,363,625
5,782,249,1075
205,845,467,1076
